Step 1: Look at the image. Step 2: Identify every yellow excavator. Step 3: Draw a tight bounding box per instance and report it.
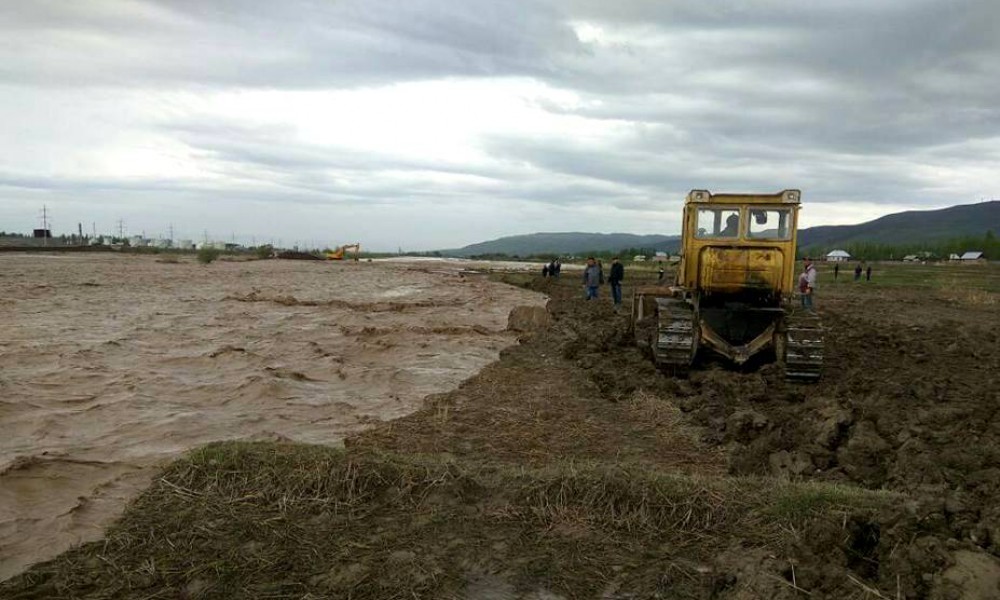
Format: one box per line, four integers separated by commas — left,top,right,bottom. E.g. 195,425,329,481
632,190,823,381
326,243,361,261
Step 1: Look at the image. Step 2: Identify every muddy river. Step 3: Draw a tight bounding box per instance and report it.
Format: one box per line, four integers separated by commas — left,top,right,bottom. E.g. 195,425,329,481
0,253,544,580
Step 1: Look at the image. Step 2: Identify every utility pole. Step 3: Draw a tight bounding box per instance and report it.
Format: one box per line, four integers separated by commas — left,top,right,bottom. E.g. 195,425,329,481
78,222,83,244
39,205,50,246
117,219,125,241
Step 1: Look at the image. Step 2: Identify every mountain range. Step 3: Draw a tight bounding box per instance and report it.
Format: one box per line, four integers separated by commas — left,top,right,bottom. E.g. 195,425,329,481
447,201,999,257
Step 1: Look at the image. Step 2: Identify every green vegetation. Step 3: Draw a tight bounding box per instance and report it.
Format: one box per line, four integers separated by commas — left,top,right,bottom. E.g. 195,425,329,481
814,260,1000,293
196,246,221,264
803,230,997,262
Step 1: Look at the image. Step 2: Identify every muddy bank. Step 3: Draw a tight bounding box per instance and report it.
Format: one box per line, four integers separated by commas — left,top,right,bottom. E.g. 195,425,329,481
0,254,544,580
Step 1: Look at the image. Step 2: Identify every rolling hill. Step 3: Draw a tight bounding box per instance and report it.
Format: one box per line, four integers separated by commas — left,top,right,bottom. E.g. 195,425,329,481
446,201,998,257
448,232,680,257
798,200,999,248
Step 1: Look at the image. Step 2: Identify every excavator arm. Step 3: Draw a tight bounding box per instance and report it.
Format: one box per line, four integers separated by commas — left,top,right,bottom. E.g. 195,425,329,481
326,243,361,261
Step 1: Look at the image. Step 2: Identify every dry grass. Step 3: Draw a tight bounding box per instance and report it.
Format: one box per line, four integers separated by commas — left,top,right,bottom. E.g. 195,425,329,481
2,442,895,600
944,288,998,306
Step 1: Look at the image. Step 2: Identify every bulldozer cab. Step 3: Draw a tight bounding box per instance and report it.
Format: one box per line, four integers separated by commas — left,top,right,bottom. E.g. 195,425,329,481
678,189,800,303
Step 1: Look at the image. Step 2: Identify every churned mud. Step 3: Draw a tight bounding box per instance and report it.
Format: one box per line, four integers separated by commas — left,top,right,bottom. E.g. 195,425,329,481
0,254,544,580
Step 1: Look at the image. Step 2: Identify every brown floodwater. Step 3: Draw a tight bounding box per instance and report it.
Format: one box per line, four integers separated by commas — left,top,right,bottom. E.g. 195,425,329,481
0,253,544,580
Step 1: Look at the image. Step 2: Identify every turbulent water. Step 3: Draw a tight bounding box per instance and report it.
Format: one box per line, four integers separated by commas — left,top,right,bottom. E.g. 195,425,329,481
0,254,544,580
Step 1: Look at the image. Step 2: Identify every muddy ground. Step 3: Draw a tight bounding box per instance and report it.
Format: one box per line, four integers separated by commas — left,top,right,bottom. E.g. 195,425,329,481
3,264,999,599
352,270,1000,597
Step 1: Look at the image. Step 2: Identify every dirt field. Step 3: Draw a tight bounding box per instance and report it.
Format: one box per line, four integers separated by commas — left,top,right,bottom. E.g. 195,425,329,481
0,253,545,581
2,260,999,599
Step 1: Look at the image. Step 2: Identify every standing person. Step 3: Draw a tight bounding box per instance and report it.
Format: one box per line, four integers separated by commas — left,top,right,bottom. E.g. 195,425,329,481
854,263,862,281
834,263,839,280
658,267,665,282
553,259,561,278
548,260,556,278
800,257,818,312
582,257,601,300
608,257,625,311
541,264,549,278
865,265,872,281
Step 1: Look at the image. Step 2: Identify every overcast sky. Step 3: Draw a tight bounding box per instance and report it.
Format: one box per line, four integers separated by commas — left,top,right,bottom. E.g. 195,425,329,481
1,0,998,250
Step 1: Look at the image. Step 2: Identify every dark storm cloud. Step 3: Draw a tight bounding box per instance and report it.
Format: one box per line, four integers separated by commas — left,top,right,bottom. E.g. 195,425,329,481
0,0,581,88
2,0,998,247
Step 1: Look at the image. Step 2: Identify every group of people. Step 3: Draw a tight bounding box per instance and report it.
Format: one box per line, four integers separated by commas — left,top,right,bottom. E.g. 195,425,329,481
832,262,872,281
543,255,831,315
581,257,625,309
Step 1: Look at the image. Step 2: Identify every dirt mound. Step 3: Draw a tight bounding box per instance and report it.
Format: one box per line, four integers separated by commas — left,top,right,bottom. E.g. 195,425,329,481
275,250,322,260
506,304,551,333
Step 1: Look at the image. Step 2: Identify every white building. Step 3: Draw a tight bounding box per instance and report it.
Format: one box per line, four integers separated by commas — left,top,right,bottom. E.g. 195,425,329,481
825,250,851,262
632,255,646,262
960,251,985,262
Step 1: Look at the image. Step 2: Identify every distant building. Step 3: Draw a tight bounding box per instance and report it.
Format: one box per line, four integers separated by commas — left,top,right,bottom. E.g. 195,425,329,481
902,255,920,262
949,253,961,261
632,255,646,262
652,251,669,263
960,251,985,263
825,250,851,262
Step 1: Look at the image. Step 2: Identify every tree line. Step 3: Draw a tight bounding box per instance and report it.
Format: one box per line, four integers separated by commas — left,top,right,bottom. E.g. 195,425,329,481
802,231,996,261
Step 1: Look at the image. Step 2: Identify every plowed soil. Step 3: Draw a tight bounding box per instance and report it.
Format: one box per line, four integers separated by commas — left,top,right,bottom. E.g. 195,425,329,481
352,267,1000,597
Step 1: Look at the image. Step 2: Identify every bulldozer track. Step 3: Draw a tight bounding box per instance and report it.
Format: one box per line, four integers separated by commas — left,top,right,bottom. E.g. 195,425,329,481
784,311,823,382
654,297,696,373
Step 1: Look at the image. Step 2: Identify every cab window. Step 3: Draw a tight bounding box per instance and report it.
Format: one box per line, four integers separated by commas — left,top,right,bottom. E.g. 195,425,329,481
695,208,741,239
747,208,791,240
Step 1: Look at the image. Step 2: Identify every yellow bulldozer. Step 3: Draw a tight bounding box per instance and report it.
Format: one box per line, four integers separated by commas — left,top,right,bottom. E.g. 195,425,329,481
632,189,823,381
326,243,361,261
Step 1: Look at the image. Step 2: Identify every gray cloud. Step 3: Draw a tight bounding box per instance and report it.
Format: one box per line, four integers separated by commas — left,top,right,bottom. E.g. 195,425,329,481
1,0,998,249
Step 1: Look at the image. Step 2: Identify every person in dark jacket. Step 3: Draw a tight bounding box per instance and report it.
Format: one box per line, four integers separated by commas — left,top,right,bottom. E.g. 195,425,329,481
865,265,872,281
608,257,625,310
